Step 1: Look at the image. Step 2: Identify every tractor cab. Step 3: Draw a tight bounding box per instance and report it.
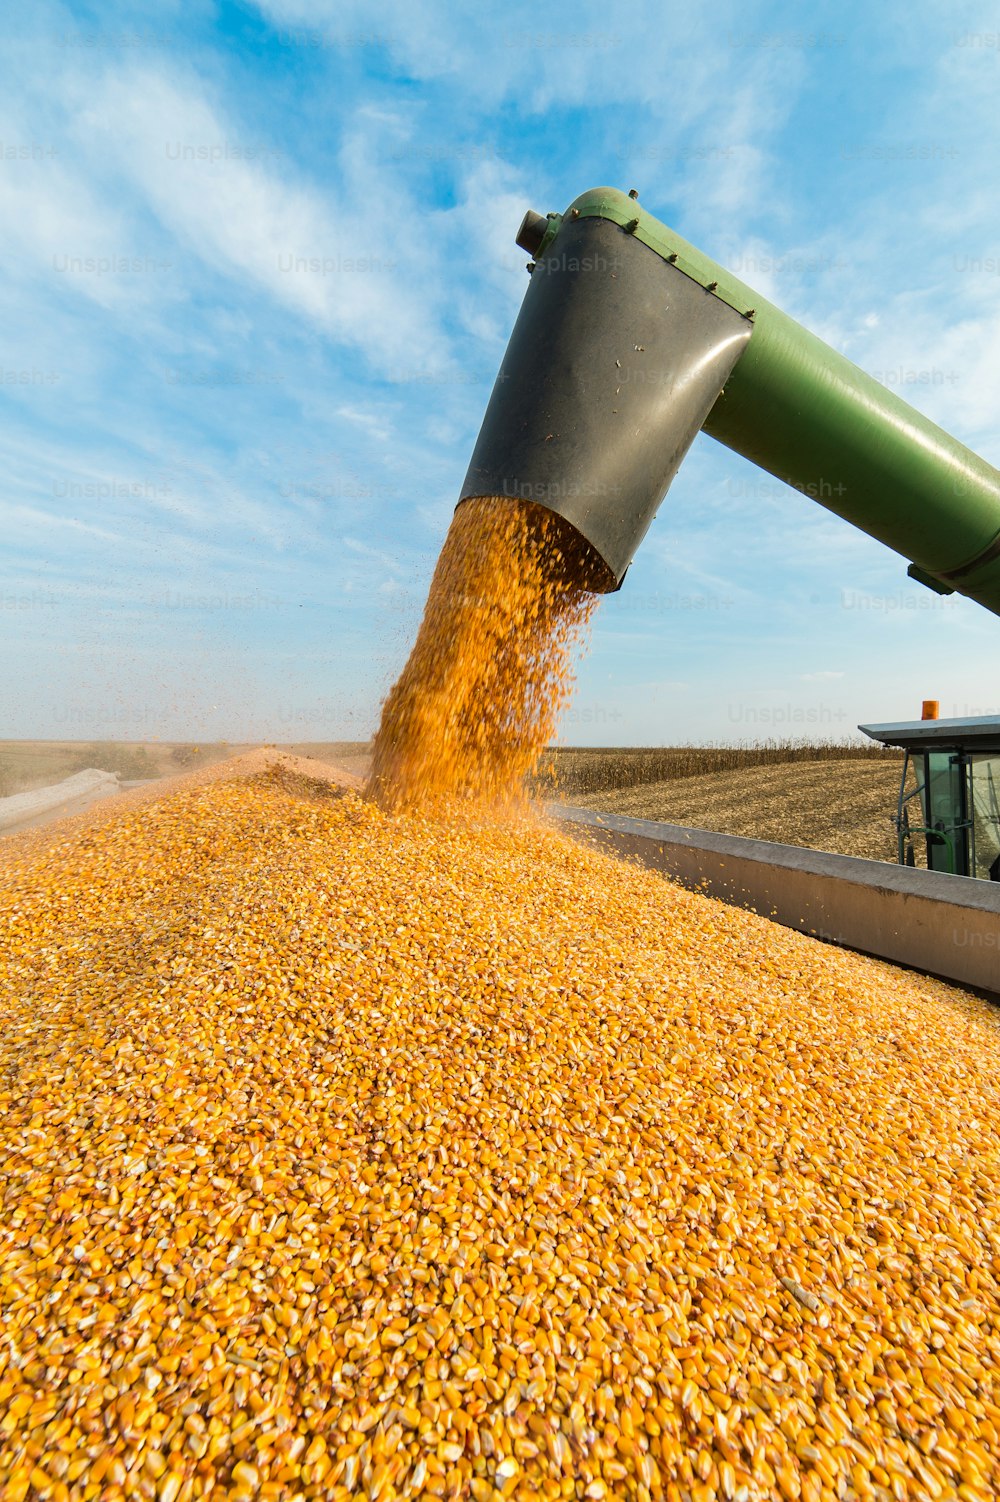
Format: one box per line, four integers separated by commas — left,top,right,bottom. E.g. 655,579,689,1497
860,715,1000,880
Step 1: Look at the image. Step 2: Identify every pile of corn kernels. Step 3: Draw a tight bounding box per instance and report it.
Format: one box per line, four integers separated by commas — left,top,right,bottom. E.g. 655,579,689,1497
1,764,998,1501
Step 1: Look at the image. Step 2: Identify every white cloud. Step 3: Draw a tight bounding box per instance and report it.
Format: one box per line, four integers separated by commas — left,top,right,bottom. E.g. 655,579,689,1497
342,536,399,570
334,404,394,442
0,500,126,546
63,65,445,375
0,145,140,314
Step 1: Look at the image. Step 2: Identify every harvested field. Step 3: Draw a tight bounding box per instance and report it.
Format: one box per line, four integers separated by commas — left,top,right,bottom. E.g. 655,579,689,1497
570,759,906,863
533,743,895,802
1,757,999,1501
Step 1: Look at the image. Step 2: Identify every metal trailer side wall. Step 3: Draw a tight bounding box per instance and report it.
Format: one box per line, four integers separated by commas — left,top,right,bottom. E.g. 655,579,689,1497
552,805,1000,996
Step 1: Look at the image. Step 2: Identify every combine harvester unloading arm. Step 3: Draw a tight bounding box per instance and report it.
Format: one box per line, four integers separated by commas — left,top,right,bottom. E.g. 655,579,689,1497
460,186,1000,614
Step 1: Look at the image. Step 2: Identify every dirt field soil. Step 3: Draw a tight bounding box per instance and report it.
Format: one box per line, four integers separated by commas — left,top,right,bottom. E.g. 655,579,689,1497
571,758,904,862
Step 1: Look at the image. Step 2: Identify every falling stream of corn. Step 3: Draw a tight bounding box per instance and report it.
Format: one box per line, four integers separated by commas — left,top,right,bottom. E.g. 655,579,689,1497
366,497,601,811
1,499,999,1502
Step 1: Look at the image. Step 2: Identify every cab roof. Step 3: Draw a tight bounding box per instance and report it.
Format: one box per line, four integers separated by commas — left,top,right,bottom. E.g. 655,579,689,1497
860,715,1000,750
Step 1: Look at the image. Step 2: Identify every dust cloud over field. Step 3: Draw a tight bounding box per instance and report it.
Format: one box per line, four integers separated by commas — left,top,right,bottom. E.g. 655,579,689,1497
0,741,371,798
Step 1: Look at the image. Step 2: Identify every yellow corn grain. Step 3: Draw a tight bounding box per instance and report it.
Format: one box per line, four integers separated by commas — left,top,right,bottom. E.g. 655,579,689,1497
0,760,998,1498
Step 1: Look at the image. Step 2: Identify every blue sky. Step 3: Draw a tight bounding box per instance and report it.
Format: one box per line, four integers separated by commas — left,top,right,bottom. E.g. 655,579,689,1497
2,0,1000,745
